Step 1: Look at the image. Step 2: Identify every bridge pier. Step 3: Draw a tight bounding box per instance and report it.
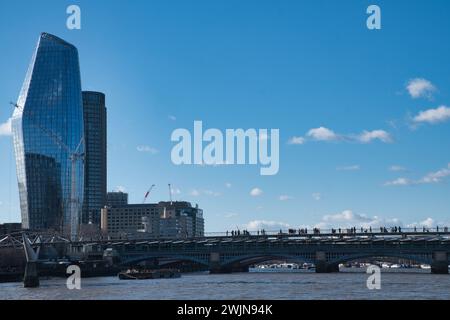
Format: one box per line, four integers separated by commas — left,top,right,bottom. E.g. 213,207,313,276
232,265,249,273
208,252,250,274
210,266,234,274
315,251,339,273
315,262,339,273
209,265,249,274
23,261,39,288
431,252,449,274
209,252,226,274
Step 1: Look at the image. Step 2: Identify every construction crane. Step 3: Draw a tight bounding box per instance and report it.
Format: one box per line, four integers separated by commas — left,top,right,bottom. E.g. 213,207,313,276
10,102,84,242
168,183,173,205
142,184,155,204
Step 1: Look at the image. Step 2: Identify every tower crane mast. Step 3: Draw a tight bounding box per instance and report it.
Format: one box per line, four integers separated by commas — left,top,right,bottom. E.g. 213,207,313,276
142,184,156,204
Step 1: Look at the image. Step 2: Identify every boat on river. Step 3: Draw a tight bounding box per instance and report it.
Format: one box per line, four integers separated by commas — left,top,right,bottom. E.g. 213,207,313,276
250,263,315,272
118,268,181,280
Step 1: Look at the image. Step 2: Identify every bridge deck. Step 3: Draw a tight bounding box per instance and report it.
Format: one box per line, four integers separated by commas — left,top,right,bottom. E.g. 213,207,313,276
1,231,450,248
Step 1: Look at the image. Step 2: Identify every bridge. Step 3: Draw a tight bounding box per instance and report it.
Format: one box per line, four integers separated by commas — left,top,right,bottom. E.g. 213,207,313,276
2,229,450,275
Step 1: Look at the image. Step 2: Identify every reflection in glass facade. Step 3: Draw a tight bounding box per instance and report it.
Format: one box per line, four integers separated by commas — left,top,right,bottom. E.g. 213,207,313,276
11,33,84,236
82,91,107,227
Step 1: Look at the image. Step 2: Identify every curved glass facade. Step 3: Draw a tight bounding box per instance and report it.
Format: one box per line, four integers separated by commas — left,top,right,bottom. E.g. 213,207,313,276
11,33,85,236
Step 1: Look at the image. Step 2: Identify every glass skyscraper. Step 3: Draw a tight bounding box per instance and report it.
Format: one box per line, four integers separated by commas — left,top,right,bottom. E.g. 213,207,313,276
82,91,107,227
11,33,85,237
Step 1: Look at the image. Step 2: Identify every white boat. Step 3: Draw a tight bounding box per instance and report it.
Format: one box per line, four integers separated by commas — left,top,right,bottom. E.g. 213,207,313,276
302,263,315,270
420,264,431,270
249,262,308,272
390,264,401,269
381,263,390,269
276,263,299,270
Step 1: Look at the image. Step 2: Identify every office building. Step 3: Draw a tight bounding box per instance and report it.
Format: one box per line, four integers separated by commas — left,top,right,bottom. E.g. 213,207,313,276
99,200,205,239
82,91,107,226
0,223,22,235
158,201,204,237
11,33,84,235
101,204,160,238
106,192,128,207
159,212,193,238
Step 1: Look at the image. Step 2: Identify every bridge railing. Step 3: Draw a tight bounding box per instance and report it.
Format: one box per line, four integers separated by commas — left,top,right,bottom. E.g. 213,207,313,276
1,226,449,245
204,226,450,238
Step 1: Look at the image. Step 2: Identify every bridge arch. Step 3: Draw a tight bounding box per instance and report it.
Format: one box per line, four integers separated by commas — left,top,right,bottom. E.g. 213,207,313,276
121,254,210,268
220,253,315,269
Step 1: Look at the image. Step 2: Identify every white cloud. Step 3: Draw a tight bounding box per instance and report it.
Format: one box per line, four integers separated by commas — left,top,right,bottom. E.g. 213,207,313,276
307,127,339,141
389,165,407,172
250,188,263,197
413,106,450,124
384,178,412,186
243,220,290,231
406,78,436,99
225,183,232,188
279,195,293,201
171,188,181,195
190,189,220,197
337,165,360,171
190,189,200,196
419,164,450,184
224,212,238,219
203,190,221,197
245,211,439,232
386,119,398,129
384,163,450,186
312,193,321,201
315,210,402,229
296,127,392,144
168,115,177,121
287,136,305,145
114,186,127,193
136,145,159,154
0,118,12,136
357,130,392,143
407,218,435,228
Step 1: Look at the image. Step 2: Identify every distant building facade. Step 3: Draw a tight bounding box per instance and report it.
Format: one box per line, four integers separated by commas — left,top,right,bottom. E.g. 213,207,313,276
82,91,107,227
0,223,22,235
11,33,84,235
101,204,159,238
106,192,128,207
160,212,193,238
100,201,204,239
159,202,204,238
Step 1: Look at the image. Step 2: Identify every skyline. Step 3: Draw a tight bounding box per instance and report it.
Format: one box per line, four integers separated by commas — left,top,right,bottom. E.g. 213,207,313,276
1,0,450,232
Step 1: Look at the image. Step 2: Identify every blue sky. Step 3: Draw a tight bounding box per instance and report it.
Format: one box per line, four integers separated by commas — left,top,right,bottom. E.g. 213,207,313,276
1,0,450,232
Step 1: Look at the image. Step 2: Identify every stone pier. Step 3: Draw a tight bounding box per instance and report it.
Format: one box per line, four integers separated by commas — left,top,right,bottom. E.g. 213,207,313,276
315,251,339,273
208,252,250,273
23,261,40,288
431,252,449,274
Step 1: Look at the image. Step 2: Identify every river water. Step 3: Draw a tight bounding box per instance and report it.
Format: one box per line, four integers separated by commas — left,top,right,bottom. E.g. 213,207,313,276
1,269,449,300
